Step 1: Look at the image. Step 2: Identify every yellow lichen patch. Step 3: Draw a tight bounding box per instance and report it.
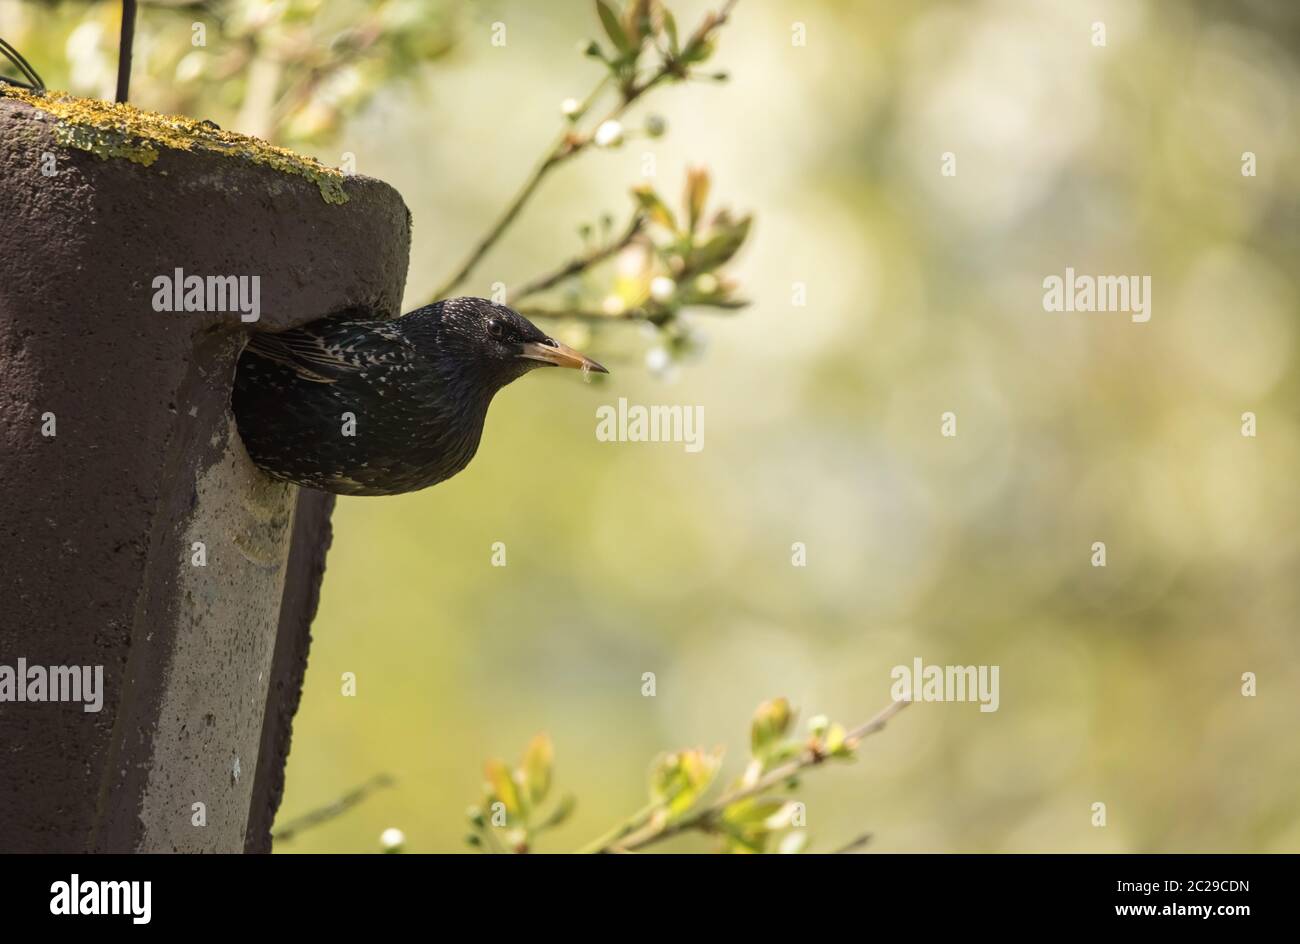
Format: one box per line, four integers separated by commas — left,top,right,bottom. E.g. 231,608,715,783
1,86,349,205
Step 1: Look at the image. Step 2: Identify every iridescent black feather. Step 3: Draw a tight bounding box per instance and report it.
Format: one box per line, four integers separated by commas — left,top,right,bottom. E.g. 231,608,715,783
232,297,602,496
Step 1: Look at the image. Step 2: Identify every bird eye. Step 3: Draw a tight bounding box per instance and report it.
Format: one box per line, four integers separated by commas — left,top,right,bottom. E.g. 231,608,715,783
487,319,507,341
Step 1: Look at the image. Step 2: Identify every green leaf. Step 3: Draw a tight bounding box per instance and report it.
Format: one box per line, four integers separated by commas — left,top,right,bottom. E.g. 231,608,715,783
484,758,522,818
680,37,715,65
632,184,678,231
763,801,803,830
777,831,809,854
624,0,653,48
663,8,679,54
684,166,710,234
717,818,767,854
596,1,631,54
690,296,749,311
536,793,576,831
522,733,554,804
649,748,721,817
750,697,794,759
826,722,855,759
690,214,751,270
721,796,786,826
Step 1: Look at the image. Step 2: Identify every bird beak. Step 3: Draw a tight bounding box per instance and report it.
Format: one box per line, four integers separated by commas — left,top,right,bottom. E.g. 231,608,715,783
519,338,608,373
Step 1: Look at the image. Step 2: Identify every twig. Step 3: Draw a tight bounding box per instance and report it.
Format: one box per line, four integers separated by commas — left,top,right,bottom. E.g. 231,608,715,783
574,802,659,855
115,0,137,104
832,832,873,854
586,699,910,854
272,773,395,842
430,0,740,302
508,214,645,305
267,22,383,139
478,822,509,855
429,77,608,302
515,304,656,325
516,298,743,326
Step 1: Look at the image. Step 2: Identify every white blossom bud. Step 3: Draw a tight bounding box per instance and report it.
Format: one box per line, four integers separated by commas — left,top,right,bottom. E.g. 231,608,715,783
645,346,671,373
649,276,676,302
594,120,624,148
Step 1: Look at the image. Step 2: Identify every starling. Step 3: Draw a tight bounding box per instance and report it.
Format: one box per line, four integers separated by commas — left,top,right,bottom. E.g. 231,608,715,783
231,297,606,496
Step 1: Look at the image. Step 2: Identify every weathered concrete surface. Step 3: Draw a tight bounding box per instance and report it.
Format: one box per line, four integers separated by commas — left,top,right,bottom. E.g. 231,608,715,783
0,94,410,852
244,487,336,853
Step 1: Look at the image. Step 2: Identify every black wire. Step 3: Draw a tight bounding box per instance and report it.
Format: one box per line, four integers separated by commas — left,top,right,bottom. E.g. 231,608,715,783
0,36,45,91
0,37,42,89
115,0,137,103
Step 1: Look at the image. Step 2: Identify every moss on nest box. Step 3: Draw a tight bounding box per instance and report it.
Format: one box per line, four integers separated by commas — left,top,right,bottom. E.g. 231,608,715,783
0,86,349,205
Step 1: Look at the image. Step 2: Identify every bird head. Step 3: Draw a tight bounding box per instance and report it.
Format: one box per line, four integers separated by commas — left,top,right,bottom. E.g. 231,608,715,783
433,297,607,385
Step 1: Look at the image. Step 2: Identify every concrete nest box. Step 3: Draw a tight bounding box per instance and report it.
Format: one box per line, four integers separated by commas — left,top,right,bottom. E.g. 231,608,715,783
0,89,412,852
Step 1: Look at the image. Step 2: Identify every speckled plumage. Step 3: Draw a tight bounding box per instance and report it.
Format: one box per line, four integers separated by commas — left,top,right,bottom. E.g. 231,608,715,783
232,297,605,496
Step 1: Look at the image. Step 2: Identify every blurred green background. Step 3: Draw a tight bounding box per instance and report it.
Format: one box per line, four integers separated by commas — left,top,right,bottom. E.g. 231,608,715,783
9,0,1299,852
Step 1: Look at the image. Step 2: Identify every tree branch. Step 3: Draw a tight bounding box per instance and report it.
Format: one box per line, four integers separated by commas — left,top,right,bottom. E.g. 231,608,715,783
429,77,609,302
515,304,665,325
267,21,384,140
832,832,873,854
508,214,645,305
271,773,395,843
585,698,910,853
430,0,741,302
